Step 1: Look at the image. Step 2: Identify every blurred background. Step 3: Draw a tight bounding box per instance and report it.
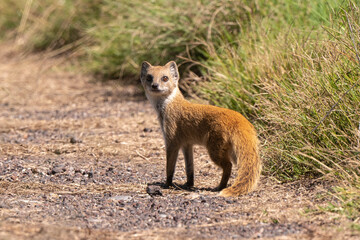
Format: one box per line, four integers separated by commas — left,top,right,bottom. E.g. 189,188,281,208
1,0,359,218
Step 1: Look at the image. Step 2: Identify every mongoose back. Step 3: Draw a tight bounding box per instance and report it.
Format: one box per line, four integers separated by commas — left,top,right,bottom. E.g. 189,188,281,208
140,61,261,196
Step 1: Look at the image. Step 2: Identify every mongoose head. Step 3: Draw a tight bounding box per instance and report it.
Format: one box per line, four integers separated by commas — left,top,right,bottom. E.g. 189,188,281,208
140,61,179,98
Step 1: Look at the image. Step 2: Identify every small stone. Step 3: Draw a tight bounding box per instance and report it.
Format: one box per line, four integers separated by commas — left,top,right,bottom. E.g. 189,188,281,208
70,137,82,144
110,195,132,201
146,185,163,196
143,128,152,133
187,193,200,200
69,167,75,174
51,165,66,175
54,149,61,155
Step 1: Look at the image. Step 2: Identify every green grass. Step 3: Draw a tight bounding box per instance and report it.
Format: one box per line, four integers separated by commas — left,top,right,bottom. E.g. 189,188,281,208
0,0,25,39
0,0,359,221
0,0,101,52
85,0,253,79
198,0,360,181
323,185,360,225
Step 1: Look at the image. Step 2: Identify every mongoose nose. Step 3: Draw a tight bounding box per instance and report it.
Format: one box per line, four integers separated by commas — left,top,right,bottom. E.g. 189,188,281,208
151,83,159,90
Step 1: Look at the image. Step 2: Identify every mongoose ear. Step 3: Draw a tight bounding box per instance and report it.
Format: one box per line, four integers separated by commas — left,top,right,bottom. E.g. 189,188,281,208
141,61,151,80
166,61,179,81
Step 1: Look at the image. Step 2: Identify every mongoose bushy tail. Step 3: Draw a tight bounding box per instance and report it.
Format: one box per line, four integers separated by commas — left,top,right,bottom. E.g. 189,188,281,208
220,132,261,197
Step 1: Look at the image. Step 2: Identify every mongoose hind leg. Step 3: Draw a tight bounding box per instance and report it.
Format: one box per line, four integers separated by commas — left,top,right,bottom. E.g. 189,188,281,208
182,144,194,187
208,148,232,191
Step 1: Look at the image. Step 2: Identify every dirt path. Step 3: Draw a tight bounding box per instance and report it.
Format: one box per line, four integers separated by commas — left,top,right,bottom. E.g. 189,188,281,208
0,44,358,240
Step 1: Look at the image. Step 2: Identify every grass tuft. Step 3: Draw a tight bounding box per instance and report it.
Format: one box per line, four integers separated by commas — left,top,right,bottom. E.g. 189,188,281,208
199,0,360,183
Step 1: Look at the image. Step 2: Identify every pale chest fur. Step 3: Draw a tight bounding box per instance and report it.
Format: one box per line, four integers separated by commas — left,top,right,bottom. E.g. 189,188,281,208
147,88,180,141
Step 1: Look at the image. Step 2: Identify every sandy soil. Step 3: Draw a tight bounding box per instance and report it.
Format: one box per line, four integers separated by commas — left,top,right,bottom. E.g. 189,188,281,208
0,44,358,240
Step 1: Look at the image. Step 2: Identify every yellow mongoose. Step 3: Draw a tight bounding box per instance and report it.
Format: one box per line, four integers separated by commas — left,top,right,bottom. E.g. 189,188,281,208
140,61,261,196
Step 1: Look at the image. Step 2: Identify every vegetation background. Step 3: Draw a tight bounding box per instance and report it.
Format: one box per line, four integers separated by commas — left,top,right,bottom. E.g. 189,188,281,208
1,0,359,225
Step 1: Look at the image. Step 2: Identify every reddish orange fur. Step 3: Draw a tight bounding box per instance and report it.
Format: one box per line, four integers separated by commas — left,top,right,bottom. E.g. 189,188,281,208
140,61,261,196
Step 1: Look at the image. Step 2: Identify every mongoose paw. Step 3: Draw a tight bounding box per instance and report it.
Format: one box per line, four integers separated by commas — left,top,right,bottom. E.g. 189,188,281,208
180,183,194,191
184,181,194,188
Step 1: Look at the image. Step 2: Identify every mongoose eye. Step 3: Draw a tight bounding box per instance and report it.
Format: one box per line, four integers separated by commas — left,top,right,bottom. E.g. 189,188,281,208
146,75,153,82
162,76,169,82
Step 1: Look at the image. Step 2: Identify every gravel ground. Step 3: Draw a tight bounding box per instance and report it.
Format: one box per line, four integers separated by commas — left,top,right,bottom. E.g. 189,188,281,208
0,44,359,240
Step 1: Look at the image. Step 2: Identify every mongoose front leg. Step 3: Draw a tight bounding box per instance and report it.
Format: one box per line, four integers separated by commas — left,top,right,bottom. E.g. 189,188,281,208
182,144,194,187
165,144,180,187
